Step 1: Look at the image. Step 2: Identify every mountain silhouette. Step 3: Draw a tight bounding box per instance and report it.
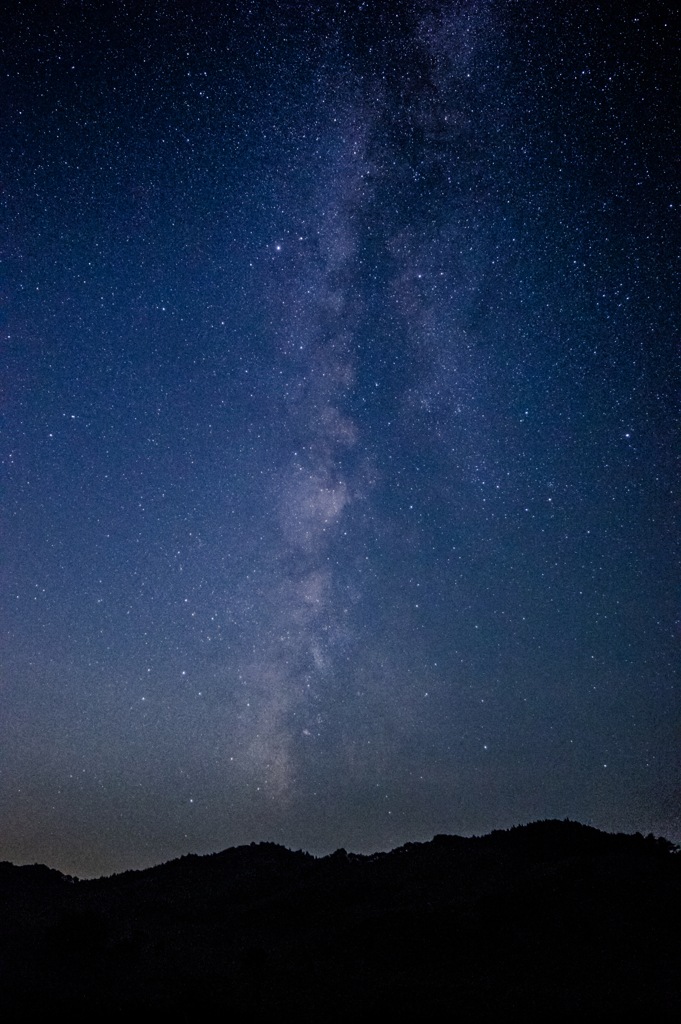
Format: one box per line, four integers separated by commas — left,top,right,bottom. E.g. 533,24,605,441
1,820,678,1016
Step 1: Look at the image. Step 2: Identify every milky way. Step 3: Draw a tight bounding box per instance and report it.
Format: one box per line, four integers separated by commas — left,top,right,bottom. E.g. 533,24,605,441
1,1,678,876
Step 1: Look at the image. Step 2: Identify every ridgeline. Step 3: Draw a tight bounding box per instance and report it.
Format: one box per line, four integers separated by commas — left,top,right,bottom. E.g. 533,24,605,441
1,819,678,1015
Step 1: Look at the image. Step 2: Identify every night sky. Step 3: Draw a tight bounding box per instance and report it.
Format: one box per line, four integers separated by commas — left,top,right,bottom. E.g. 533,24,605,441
1,1,678,878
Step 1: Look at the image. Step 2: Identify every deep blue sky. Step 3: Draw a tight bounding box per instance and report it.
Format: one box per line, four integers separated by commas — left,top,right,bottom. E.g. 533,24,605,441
1,0,678,877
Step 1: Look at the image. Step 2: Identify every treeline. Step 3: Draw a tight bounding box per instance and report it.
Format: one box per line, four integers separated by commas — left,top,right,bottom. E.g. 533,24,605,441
1,819,678,1016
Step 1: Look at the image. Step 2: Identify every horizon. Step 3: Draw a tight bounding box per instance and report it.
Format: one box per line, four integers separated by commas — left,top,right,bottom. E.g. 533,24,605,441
3,816,678,882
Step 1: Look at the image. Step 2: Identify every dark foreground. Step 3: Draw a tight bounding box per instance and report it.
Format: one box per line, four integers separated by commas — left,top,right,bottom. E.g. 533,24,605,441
1,820,679,1017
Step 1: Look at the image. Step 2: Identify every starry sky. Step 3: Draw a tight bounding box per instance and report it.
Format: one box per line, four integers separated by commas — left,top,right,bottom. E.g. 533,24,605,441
1,1,678,878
